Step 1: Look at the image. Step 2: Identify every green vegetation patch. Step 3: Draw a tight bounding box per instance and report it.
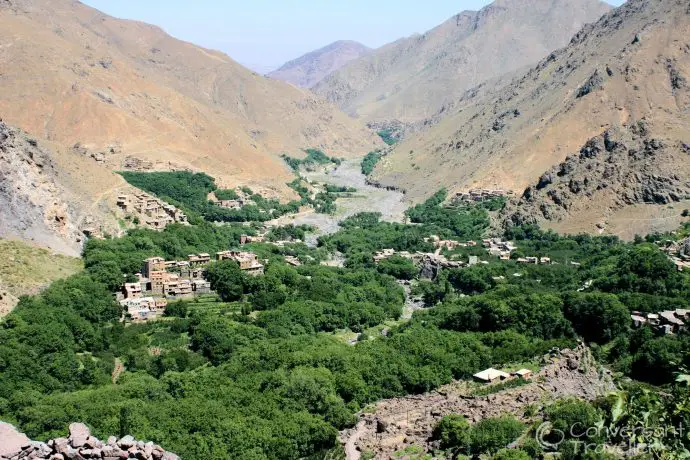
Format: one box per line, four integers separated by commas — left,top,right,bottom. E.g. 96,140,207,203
119,170,302,223
471,377,531,396
282,148,342,172
360,150,382,176
377,128,398,145
0,238,82,306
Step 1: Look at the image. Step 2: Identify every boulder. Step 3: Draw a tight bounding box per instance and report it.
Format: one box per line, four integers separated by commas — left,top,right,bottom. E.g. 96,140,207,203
68,423,90,448
0,421,30,458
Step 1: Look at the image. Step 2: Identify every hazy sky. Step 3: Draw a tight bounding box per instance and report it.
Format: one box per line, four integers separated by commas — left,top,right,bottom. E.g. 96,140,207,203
82,0,626,73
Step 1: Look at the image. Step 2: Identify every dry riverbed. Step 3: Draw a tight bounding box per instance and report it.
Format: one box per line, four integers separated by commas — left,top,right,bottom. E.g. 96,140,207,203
269,159,407,245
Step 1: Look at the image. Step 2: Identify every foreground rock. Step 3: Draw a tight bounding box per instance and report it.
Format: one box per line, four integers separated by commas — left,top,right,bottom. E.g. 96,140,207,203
340,344,614,459
0,422,178,460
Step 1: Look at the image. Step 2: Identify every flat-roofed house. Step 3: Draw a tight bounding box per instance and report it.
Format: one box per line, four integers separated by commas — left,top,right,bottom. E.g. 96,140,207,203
216,251,265,275
660,311,685,332
473,368,510,384
192,280,211,294
188,253,211,266
646,313,660,325
630,315,647,328
123,282,142,299
142,257,166,278
513,369,533,379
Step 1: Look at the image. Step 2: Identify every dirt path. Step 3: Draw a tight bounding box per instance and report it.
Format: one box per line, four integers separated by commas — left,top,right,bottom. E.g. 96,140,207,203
344,421,367,460
112,358,125,384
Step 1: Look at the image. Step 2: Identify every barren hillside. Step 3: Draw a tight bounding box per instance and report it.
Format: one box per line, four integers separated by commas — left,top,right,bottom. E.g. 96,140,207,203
268,40,371,88
313,0,611,123
0,121,124,255
0,0,380,199
373,0,690,238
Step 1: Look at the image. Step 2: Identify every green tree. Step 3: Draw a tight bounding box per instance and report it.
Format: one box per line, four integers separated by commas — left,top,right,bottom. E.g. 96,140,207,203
433,414,471,450
563,293,630,344
469,416,525,455
205,260,247,302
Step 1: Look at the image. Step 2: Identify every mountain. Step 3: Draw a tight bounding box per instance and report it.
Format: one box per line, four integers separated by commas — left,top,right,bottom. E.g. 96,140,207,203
267,40,371,88
312,0,612,124
0,120,124,255
371,0,690,239
0,0,380,201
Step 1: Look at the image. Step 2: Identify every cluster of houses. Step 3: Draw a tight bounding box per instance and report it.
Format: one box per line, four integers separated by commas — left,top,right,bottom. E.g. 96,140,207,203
425,235,478,251
483,238,517,260
120,250,266,321
452,189,514,204
240,232,303,248
630,309,689,334
212,188,272,210
473,367,533,384
116,192,188,231
373,248,470,270
658,237,690,271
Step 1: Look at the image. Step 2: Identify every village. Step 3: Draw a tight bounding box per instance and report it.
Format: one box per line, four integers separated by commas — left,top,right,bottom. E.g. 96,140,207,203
451,188,514,205
118,242,266,321
373,235,555,279
116,191,189,231
658,236,690,272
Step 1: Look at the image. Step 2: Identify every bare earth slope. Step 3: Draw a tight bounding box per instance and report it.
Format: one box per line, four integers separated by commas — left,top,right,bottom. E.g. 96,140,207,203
0,0,379,197
268,40,371,89
312,0,611,123
374,0,690,238
0,121,123,256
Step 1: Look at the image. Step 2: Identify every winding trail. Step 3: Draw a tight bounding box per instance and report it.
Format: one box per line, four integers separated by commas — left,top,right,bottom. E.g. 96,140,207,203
343,421,366,460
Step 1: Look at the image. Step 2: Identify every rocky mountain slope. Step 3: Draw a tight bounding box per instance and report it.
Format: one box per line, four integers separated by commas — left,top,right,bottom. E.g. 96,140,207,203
503,126,690,238
0,121,122,255
312,0,611,123
372,0,690,238
0,0,379,198
268,40,371,88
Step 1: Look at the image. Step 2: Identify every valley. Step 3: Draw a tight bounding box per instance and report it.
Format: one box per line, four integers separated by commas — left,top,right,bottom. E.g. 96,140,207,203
269,159,407,245
0,0,689,459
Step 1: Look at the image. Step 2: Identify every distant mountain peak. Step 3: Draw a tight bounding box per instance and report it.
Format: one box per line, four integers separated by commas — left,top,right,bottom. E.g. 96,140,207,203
268,41,371,88
312,0,612,123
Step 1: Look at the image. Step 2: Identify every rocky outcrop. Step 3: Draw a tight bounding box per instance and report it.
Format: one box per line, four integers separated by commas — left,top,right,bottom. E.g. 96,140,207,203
0,122,79,254
503,124,690,231
340,344,614,459
0,121,109,255
0,422,179,460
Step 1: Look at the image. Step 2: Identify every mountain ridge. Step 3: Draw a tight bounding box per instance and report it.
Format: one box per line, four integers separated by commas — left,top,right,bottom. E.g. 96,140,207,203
372,0,690,238
0,0,380,201
312,0,612,123
268,40,371,88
